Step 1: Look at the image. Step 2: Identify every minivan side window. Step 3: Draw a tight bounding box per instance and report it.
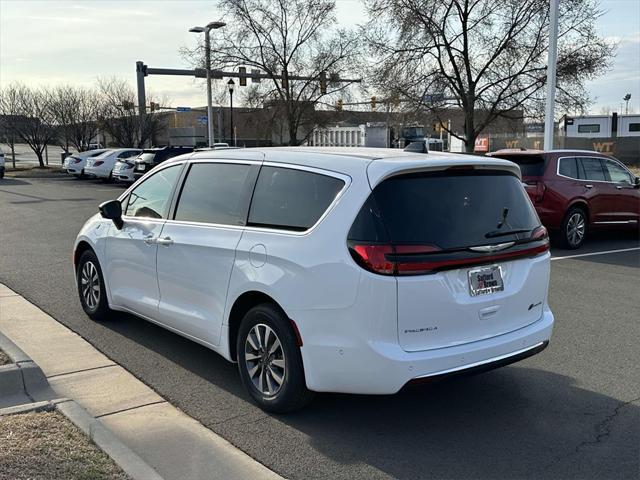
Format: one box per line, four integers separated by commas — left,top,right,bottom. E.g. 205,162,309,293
174,163,256,226
579,157,606,181
248,166,344,231
125,165,181,219
558,157,579,179
603,159,633,184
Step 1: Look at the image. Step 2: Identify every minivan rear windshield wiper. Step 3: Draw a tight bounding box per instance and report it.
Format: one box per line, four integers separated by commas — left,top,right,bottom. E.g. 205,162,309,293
484,228,532,239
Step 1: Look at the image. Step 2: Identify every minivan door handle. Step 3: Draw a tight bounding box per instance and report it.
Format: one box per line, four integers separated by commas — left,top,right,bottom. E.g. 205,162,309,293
156,236,174,246
584,184,593,189
143,234,156,245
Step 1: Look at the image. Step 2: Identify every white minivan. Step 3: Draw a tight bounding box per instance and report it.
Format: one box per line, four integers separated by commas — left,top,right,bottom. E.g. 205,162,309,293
73,147,554,412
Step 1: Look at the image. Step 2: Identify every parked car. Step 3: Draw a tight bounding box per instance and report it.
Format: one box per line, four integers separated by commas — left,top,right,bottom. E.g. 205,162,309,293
111,156,139,183
85,149,142,181
73,147,554,412
0,149,5,178
64,149,110,178
487,149,640,248
132,147,194,181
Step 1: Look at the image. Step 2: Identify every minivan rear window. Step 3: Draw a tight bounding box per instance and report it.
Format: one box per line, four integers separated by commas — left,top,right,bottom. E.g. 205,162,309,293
360,170,540,250
489,154,546,177
248,167,344,231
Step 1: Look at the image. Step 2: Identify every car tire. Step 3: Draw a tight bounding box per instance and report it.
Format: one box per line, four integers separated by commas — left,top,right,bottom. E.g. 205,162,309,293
561,206,587,249
76,250,111,321
237,303,314,413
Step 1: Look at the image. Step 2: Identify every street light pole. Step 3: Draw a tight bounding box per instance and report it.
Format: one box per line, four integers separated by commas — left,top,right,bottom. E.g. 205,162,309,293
228,79,235,146
204,31,214,147
189,21,225,148
543,0,559,150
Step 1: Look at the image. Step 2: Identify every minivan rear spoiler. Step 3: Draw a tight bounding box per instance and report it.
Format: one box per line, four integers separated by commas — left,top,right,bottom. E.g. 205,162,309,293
366,158,522,189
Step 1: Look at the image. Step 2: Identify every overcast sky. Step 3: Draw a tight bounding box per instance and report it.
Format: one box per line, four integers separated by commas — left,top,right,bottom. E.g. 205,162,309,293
1,0,638,115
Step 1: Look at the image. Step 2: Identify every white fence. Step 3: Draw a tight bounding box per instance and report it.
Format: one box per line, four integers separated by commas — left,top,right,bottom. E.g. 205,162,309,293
307,125,365,147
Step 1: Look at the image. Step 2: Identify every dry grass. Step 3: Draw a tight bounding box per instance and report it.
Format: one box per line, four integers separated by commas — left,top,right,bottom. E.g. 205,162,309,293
0,411,130,480
0,349,10,366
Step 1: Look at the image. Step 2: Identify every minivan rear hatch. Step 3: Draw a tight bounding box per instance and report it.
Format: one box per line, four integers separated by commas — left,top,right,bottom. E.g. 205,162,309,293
349,166,550,352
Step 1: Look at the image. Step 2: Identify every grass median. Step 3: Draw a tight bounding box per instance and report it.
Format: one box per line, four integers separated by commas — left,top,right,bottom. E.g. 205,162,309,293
0,410,130,480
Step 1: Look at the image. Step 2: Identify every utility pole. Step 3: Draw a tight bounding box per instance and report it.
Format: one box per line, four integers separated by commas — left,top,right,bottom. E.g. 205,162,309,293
543,0,559,151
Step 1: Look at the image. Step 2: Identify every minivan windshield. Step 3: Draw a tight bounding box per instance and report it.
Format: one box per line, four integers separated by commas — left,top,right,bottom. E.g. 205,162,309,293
370,170,540,250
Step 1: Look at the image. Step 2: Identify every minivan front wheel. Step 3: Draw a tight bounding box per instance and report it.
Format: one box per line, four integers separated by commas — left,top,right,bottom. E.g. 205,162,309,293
76,250,111,320
561,207,587,249
237,304,314,413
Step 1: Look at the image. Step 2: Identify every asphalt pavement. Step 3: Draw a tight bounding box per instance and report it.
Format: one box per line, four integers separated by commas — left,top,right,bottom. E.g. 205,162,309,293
0,176,638,479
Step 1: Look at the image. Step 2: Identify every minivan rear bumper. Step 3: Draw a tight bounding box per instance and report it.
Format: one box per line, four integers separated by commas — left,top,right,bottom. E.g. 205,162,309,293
300,307,554,394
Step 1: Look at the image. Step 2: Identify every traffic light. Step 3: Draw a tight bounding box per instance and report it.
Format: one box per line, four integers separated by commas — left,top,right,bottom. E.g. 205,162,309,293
239,67,247,86
336,99,343,111
319,71,327,95
371,96,377,111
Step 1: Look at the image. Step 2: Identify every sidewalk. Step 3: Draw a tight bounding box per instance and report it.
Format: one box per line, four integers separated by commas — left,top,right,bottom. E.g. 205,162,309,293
0,283,282,480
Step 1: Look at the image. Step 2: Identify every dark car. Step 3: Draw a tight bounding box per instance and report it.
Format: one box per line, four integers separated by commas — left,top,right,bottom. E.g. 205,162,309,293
487,149,640,248
132,147,194,180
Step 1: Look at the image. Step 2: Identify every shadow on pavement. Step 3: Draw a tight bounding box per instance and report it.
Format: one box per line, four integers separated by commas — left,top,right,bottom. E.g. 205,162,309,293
100,313,639,480
0,178,30,186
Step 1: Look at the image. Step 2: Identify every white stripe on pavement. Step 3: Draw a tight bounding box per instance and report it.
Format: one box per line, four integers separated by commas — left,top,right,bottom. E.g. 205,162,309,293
551,247,640,261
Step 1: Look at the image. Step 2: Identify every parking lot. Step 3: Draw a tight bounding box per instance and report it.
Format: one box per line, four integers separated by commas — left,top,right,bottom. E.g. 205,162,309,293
0,175,638,479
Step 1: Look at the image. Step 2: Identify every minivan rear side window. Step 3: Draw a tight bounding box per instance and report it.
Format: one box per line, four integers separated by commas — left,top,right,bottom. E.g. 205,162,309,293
174,163,256,226
248,166,344,231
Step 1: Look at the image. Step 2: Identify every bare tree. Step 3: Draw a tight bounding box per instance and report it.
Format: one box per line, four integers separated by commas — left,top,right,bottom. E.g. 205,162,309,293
48,85,103,153
182,0,359,145
365,0,614,151
0,85,20,168
0,83,56,167
96,77,165,148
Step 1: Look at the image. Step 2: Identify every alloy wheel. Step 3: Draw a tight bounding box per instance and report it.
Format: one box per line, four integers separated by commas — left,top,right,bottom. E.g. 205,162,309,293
244,323,286,396
80,261,100,310
566,212,585,247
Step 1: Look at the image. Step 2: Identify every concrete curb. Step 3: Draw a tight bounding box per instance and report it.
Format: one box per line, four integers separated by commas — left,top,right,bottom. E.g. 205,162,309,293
0,330,165,480
0,331,49,398
57,400,164,480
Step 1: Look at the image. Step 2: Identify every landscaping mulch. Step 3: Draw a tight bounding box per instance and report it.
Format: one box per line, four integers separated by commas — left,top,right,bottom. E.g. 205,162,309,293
0,411,130,480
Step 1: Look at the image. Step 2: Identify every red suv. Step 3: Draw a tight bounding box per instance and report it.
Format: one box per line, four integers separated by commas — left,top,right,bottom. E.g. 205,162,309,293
487,150,640,248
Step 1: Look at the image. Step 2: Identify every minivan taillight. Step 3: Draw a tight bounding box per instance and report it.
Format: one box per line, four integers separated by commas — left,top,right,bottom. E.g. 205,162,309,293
349,236,549,276
351,244,395,275
349,244,442,275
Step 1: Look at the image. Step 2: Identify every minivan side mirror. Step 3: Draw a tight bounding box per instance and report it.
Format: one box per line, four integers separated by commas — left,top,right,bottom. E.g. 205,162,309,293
99,199,123,229
634,176,640,189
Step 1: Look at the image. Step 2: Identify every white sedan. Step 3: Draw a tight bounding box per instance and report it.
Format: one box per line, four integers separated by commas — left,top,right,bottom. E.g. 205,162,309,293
64,149,109,177
85,149,141,180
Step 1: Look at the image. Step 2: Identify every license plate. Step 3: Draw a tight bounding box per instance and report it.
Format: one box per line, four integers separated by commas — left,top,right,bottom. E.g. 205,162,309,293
468,265,504,297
